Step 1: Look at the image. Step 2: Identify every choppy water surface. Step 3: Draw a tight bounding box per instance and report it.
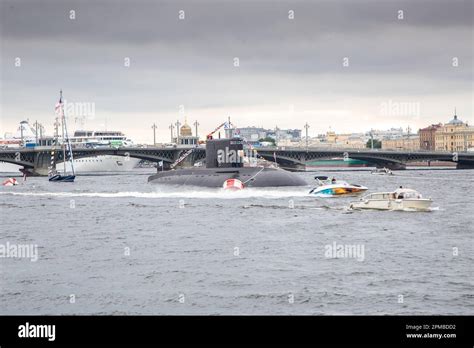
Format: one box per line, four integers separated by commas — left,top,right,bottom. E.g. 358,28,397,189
1,169,473,315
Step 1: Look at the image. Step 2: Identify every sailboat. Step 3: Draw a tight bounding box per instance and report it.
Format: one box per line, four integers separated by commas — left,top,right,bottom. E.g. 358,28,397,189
48,90,76,182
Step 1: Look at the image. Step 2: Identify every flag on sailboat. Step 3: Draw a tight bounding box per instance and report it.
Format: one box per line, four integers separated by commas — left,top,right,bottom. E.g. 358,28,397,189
55,93,63,115
158,161,163,167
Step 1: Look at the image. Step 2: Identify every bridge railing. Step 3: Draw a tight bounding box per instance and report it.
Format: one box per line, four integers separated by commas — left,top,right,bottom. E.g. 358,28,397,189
255,146,473,155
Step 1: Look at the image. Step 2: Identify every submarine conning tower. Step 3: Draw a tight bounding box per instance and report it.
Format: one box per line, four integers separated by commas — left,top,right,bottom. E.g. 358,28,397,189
205,137,244,168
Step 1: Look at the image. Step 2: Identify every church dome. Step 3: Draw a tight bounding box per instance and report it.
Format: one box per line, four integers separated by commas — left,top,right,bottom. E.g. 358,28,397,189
180,120,193,137
448,114,463,125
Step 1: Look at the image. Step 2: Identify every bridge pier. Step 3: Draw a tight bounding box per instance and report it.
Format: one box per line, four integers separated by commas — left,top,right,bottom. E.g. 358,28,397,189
456,162,474,169
20,167,44,176
280,163,306,172
376,162,406,170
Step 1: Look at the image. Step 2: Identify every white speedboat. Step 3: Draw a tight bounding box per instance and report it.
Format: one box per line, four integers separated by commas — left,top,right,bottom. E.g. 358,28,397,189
349,188,432,211
371,167,393,175
309,176,368,197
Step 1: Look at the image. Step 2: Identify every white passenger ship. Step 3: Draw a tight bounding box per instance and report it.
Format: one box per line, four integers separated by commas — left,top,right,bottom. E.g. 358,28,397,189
0,122,140,174
57,130,140,173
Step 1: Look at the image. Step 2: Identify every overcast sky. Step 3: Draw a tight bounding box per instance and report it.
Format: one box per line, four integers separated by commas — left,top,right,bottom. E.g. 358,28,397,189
1,0,472,143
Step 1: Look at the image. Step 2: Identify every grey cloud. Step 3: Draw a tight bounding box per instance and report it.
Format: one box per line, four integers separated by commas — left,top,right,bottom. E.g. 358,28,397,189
2,0,471,78
0,0,472,138
2,0,472,42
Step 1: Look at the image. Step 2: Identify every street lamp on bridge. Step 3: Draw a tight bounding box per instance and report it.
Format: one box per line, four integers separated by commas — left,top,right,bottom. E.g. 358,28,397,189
169,123,174,143
194,120,199,139
175,120,181,144
304,122,310,151
151,123,157,146
370,129,374,149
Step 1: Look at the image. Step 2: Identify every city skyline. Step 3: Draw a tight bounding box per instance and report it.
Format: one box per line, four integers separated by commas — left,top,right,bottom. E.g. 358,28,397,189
3,112,469,145
1,105,471,143
1,0,472,144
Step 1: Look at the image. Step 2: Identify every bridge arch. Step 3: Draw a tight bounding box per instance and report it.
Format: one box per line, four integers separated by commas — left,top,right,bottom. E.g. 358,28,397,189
258,149,409,170
0,158,34,168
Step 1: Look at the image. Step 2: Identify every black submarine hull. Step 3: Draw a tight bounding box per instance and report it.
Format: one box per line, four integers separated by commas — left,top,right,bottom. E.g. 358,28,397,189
147,166,307,187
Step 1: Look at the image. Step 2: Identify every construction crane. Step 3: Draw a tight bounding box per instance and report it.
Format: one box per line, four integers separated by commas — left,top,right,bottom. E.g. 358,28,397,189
169,118,274,170
206,122,227,140
206,116,238,140
170,147,196,169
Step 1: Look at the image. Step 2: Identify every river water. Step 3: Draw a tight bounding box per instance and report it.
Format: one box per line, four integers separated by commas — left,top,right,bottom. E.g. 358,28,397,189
0,168,473,315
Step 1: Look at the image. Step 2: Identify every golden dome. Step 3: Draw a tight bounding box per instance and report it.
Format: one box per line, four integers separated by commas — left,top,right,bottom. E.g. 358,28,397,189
180,120,192,137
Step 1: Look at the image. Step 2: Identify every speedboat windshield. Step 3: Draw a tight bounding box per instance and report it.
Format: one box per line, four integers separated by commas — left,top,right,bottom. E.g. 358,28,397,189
394,189,422,199
401,191,422,199
318,179,349,186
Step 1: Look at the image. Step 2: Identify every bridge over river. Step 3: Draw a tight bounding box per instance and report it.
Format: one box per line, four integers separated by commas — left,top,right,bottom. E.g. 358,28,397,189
256,147,474,171
0,146,473,175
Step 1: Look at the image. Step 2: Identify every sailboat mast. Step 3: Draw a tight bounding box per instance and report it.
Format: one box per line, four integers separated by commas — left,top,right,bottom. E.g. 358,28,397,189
48,90,76,182
62,95,75,176
48,117,59,176
61,95,66,175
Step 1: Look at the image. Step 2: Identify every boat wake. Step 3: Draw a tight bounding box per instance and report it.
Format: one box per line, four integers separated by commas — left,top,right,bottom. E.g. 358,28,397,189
241,203,341,210
0,187,310,200
349,206,439,212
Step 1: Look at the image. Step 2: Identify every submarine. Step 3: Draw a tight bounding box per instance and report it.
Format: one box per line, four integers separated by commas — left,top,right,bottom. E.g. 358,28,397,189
147,137,308,188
